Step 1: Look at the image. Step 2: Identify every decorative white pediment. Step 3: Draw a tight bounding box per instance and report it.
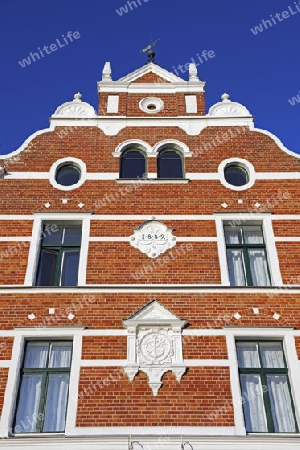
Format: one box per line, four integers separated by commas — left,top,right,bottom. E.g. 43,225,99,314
130,220,176,258
208,93,252,117
123,300,187,396
52,93,97,118
117,62,185,84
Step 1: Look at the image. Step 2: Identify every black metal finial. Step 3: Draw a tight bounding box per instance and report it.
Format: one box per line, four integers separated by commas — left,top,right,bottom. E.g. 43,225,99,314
140,38,160,63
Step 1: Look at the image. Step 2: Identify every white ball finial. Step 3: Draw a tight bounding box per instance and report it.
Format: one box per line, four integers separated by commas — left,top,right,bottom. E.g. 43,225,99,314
221,93,230,102
73,92,82,102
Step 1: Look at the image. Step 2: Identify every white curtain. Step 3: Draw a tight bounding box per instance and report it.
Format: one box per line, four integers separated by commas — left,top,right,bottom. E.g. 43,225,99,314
260,343,284,368
15,343,72,433
240,374,268,432
267,375,296,432
49,343,72,368
15,375,42,432
226,249,245,286
236,343,260,368
43,374,70,432
248,250,270,286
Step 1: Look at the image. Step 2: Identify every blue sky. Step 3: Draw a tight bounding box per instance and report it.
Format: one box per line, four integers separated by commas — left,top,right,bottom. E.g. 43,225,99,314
1,0,300,155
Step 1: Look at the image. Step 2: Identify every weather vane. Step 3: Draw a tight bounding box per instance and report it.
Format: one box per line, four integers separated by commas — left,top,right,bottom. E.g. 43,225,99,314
140,38,160,63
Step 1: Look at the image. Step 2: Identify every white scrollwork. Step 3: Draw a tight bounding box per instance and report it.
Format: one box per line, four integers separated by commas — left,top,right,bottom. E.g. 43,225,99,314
130,220,176,258
138,329,172,365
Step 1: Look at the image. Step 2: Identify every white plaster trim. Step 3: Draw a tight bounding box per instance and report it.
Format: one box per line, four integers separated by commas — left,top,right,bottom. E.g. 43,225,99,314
89,236,217,242
116,179,190,184
249,125,300,159
49,157,87,191
214,214,282,287
0,237,31,242
184,359,229,366
2,286,300,294
4,173,50,179
218,158,255,191
0,361,10,368
139,97,164,114
256,172,300,179
87,173,120,179
65,333,83,435
274,237,300,242
24,213,92,287
80,359,127,367
114,139,152,155
83,330,127,336
283,335,300,428
226,334,246,436
70,426,236,436
152,139,191,155
115,62,185,84
0,436,300,449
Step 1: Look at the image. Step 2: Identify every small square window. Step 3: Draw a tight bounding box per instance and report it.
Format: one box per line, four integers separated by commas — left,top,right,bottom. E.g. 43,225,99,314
14,341,72,433
236,341,298,433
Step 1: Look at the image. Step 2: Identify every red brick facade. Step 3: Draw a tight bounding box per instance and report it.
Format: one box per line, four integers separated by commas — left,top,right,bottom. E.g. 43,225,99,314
0,61,299,449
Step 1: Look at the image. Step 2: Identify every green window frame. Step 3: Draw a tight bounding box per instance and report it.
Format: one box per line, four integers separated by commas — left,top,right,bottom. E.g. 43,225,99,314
14,340,73,434
224,224,271,286
236,341,298,433
35,222,82,286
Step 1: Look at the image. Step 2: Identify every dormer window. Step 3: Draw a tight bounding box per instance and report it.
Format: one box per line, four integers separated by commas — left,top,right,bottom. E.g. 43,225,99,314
157,149,183,179
120,148,146,179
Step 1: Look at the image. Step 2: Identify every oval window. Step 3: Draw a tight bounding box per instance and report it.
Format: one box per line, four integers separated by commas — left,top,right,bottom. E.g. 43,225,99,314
56,164,81,186
224,164,249,187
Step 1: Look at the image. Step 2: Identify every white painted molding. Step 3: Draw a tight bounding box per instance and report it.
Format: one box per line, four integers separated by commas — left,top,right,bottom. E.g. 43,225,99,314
49,157,87,191
51,93,97,118
24,212,92,287
208,93,252,117
107,95,119,113
139,97,164,114
218,158,256,191
113,139,152,156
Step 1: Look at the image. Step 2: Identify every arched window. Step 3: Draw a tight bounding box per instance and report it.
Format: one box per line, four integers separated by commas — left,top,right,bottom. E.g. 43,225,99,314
157,149,183,178
120,148,146,179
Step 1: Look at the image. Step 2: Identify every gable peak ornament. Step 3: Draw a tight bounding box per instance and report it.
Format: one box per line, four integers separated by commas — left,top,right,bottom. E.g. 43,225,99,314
130,219,176,258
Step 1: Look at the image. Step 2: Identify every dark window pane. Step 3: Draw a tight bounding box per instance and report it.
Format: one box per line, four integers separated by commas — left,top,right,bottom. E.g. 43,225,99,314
56,165,80,186
41,225,62,245
158,150,183,178
63,227,82,245
224,165,248,186
36,249,58,286
60,249,80,286
120,149,146,178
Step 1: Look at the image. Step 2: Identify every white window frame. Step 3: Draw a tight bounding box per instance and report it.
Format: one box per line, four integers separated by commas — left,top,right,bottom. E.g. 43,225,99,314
0,327,84,438
24,213,91,287
218,158,255,191
215,213,282,287
225,327,300,436
49,157,87,191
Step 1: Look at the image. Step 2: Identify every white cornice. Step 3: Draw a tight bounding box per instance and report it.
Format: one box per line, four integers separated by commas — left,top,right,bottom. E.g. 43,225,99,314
1,435,300,450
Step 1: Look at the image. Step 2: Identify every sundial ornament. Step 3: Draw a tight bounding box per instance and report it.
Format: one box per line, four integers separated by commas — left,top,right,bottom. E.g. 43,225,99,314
130,219,176,258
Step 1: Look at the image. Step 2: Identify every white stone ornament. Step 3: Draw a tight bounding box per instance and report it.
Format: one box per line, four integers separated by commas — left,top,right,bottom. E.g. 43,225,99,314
52,92,97,118
130,220,176,258
123,300,187,396
208,93,252,117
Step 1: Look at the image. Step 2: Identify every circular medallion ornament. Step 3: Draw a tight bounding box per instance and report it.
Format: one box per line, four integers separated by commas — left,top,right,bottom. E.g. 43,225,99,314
140,331,171,363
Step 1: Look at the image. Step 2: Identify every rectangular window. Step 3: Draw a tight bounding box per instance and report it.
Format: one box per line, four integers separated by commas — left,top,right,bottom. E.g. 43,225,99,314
236,341,297,433
35,223,82,286
14,341,72,434
224,225,271,286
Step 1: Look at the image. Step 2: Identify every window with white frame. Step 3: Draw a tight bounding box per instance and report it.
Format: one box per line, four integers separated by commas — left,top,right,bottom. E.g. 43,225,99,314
236,340,298,433
224,224,271,286
14,340,72,433
35,222,82,286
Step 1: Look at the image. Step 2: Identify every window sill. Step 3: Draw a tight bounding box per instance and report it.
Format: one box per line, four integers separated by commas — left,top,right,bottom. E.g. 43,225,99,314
116,178,190,184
